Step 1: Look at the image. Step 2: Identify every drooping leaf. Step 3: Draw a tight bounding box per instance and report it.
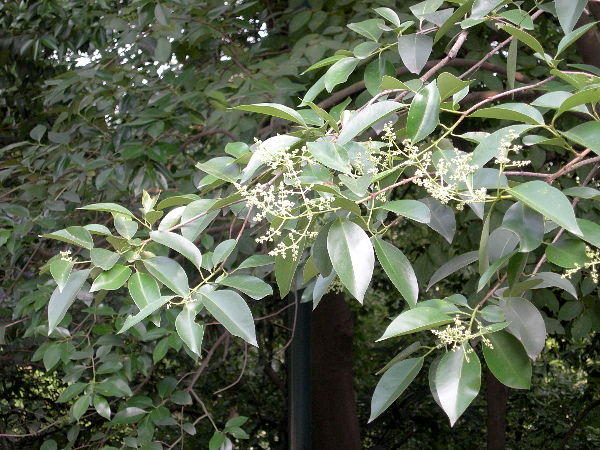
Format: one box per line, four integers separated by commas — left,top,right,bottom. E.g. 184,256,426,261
93,395,111,420
406,81,441,144
275,236,305,297
378,307,453,341
79,203,136,219
398,34,433,74
471,125,533,167
561,121,600,156
347,19,385,41
327,218,374,303
501,202,544,252
427,251,478,291
90,248,119,271
128,272,161,310
555,0,587,35
380,200,431,223
118,297,171,333
508,181,582,237
203,290,257,346
576,218,600,248
324,57,360,92
43,227,94,250
232,103,307,127
306,141,351,174
420,198,456,243
336,101,407,146
500,25,547,60
369,358,424,422
483,330,532,389
48,269,91,334
175,305,205,357
218,275,273,300
150,230,203,271
545,239,589,268
469,103,544,125
50,259,74,292
212,239,237,267
530,272,577,299
90,265,131,292
373,237,418,308
435,343,481,426
143,257,190,298
312,221,334,277
500,297,546,360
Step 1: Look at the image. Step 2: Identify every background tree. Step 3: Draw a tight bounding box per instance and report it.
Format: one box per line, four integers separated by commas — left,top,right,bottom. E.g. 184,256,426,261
1,0,599,448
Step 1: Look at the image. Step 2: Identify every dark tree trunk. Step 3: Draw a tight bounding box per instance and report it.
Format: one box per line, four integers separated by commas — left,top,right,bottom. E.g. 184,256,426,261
486,369,509,450
311,292,361,449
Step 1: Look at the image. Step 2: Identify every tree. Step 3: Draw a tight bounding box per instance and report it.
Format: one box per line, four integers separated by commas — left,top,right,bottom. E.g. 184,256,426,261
1,0,599,448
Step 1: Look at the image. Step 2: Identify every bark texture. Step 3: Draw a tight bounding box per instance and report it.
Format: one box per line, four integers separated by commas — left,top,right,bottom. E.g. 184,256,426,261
486,369,509,450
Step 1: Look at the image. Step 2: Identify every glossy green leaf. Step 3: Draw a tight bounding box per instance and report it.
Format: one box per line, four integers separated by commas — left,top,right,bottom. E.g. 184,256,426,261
175,305,205,357
79,203,136,219
500,297,546,360
420,198,456,243
218,275,273,300
500,25,547,60
369,358,423,422
327,218,374,304
374,7,401,27
531,272,577,299
576,219,600,248
150,230,203,270
563,187,600,200
43,343,62,371
43,226,94,250
434,0,474,42
373,237,418,308
435,344,481,426
93,395,111,420
72,395,90,421
336,101,407,146
196,157,240,183
50,259,74,292
237,255,275,270
477,251,517,292
111,407,147,424
306,141,351,174
114,215,138,240
378,307,453,341
398,34,433,74
212,239,237,267
180,200,220,241
380,200,431,223
347,19,384,41
312,221,334,277
561,121,600,156
556,22,598,57
376,342,422,375
275,235,305,297
48,269,91,334
483,330,532,389
301,55,348,74
305,101,339,134
555,0,587,35
501,202,544,252
203,290,257,346
143,257,190,298
324,57,359,92
469,103,544,125
118,297,170,333
232,103,306,126
437,72,473,101
471,125,533,167
94,377,133,397
90,248,119,271
406,81,441,143
128,272,161,310
545,239,589,268
556,86,600,118
508,181,582,237
90,265,131,292
427,251,478,291
354,41,380,59
471,0,504,19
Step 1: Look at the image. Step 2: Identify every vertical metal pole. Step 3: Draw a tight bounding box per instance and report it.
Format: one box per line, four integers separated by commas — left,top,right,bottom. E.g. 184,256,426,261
288,297,311,449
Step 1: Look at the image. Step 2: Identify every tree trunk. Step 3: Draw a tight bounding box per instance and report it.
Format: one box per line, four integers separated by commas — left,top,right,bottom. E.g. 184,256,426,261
486,369,509,450
311,292,361,449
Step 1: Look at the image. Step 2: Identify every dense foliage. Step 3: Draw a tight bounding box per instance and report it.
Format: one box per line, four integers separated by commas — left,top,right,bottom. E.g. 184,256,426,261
1,0,599,448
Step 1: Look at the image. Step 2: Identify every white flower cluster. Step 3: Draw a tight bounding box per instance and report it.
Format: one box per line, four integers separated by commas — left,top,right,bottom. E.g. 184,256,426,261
431,315,494,358
60,250,73,262
563,246,600,284
495,130,530,168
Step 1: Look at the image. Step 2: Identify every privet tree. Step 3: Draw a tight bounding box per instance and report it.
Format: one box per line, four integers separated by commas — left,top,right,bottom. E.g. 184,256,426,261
2,0,600,448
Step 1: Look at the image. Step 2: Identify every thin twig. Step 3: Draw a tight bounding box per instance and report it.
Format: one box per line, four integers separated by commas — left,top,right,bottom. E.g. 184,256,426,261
213,342,248,395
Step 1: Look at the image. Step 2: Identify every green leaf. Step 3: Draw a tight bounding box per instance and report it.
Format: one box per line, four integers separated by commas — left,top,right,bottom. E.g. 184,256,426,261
327,218,374,304
558,300,583,321
427,251,478,291
90,265,131,292
373,237,418,308
43,226,94,250
143,257,190,298
576,219,600,248
469,103,544,125
508,181,582,237
111,407,147,424
150,230,203,271
556,22,598,57
306,141,351,174
175,305,205,357
437,72,473,101
275,235,305,297
556,86,600,118
545,239,589,268
434,0,475,42
369,358,424,422
380,200,431,223
128,272,161,310
50,259,74,292
555,0,587,35
374,7,401,27
218,275,273,300
93,395,111,420
501,202,544,252
324,57,359,92
530,272,577,300
337,101,407,146
48,269,91,334
237,255,275,270
212,239,237,267
561,121,600,156
435,344,481,426
398,34,433,74
471,125,533,167
58,382,87,403
500,297,546,360
378,307,453,341
563,187,600,200
95,377,133,397
406,81,441,143
232,103,307,126
470,0,504,19
477,251,517,292
180,200,220,241
301,55,348,75
203,290,257,346
79,203,136,219
72,395,90,421
114,215,138,240
500,25,547,61
348,19,384,41
43,343,62,371
483,330,532,389
421,198,456,243
90,248,119,271
305,101,339,134
376,342,422,375
118,297,171,333
312,221,333,277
